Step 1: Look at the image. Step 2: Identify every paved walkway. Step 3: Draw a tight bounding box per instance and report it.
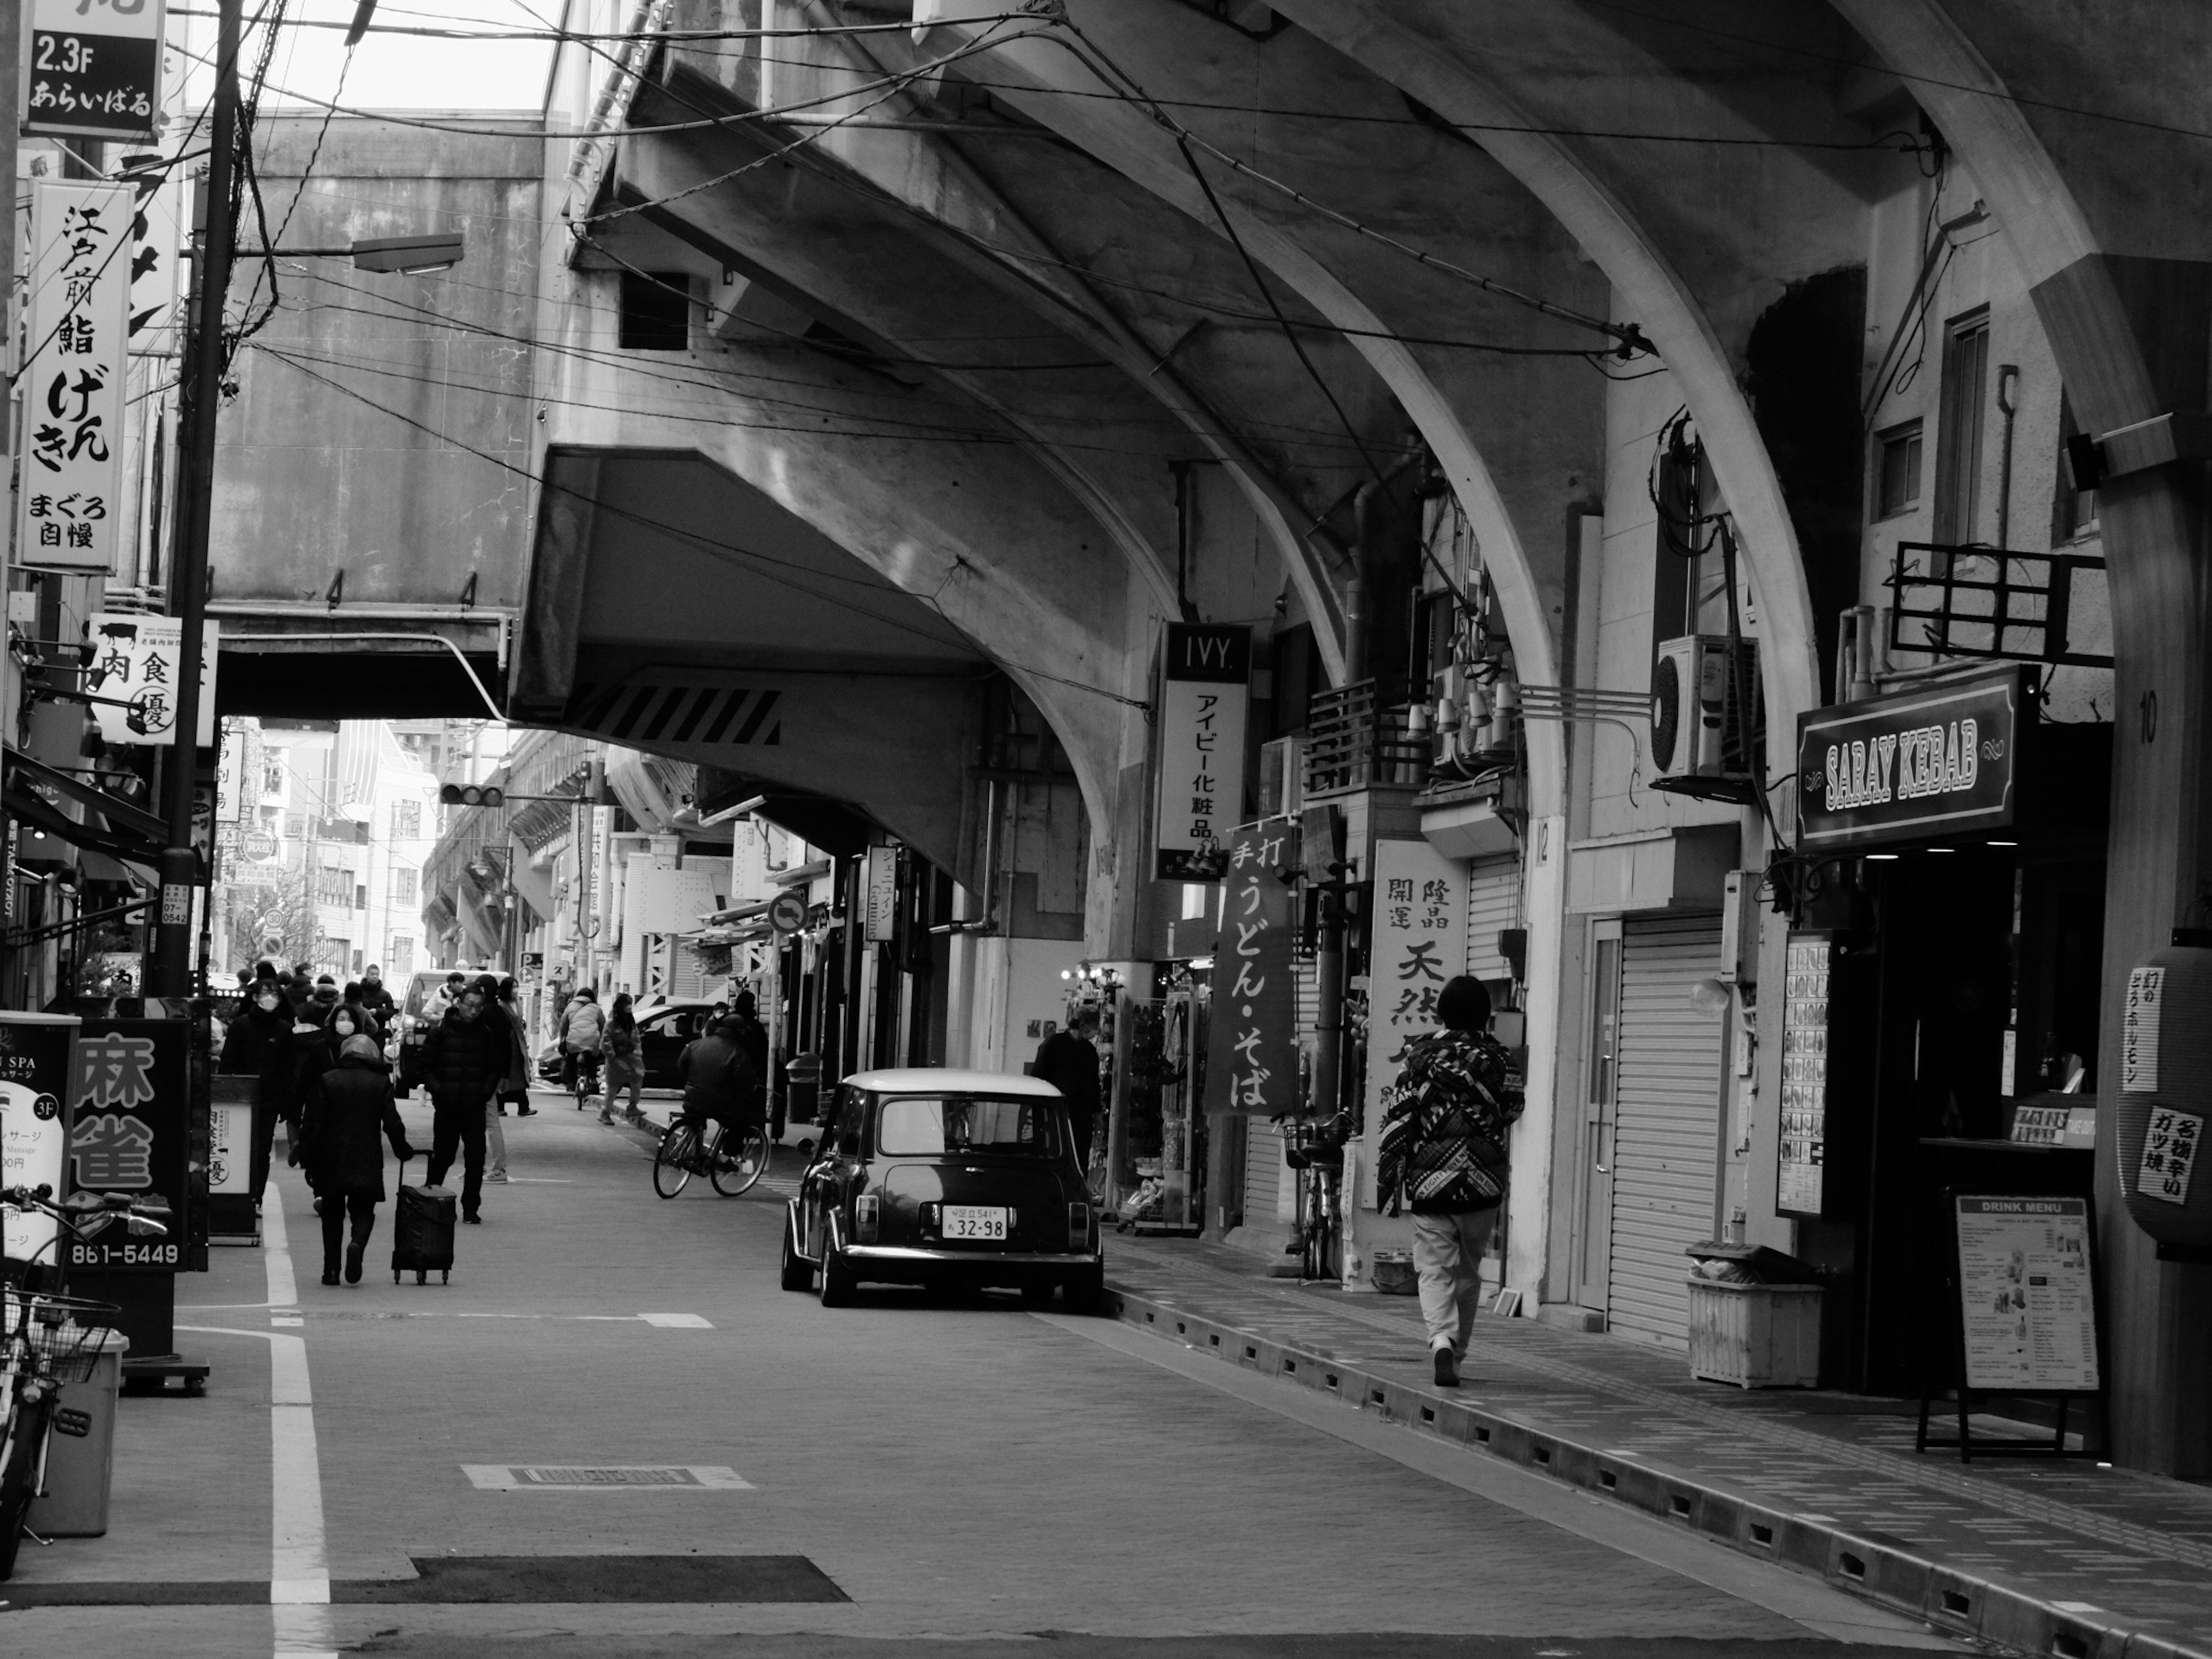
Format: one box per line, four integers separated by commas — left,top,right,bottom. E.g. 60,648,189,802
1100,1232,2212,1659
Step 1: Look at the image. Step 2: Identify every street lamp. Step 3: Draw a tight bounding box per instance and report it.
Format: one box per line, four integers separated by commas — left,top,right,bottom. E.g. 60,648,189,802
249,234,467,275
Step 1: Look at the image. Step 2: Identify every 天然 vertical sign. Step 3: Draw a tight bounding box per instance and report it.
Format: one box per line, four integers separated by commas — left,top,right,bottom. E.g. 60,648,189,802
1155,624,1251,881
1202,822,1297,1115
22,0,167,141
1363,840,1469,1134
18,181,133,571
85,612,219,747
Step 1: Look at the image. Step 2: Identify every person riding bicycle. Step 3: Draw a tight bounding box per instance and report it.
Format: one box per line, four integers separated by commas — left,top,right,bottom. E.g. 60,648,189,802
676,1018,762,1146
560,987,607,1105
1376,975,1522,1391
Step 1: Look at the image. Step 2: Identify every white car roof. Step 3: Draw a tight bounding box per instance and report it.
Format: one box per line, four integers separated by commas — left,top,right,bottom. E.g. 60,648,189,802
843,1067,1064,1099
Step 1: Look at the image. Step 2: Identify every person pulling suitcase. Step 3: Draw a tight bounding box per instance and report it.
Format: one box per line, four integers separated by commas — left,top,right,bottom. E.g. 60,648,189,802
416,980,507,1225
294,1034,415,1286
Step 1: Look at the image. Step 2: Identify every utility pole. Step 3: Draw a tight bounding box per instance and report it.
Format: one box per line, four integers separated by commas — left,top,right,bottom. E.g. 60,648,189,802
149,0,243,996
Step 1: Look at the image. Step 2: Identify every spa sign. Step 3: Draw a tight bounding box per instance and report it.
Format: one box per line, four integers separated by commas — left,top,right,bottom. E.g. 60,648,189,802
1796,666,2026,850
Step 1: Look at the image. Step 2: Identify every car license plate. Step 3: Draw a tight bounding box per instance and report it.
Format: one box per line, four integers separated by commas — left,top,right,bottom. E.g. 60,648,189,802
942,1205,1007,1240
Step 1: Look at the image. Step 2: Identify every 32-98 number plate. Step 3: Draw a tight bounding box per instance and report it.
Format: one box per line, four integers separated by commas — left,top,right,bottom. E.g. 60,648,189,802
941,1205,1007,1240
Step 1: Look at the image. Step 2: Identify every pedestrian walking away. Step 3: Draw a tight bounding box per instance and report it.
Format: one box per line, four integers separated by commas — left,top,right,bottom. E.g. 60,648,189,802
562,987,607,1106
495,975,536,1116
1032,1012,1103,1176
601,992,645,1125
728,990,769,1125
417,981,509,1223
294,1033,416,1285
1375,975,1524,1389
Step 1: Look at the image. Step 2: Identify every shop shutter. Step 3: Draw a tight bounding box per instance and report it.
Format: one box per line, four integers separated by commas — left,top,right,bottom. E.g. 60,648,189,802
1607,913,1725,1347
670,938,710,999
1244,1119,1282,1226
1464,859,1521,982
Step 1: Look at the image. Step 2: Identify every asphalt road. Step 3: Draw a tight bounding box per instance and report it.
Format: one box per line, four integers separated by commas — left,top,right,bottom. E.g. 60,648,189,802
3,1093,1965,1658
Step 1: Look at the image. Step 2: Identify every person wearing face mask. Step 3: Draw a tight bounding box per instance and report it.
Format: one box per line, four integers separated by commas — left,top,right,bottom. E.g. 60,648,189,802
296,1035,417,1286
418,983,509,1224
220,971,302,1206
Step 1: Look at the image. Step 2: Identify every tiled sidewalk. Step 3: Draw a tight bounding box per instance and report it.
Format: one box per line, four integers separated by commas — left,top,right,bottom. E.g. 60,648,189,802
1103,1232,2212,1659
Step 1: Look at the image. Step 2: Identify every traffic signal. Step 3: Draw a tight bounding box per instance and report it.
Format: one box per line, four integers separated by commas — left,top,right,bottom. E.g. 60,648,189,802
440,783,505,808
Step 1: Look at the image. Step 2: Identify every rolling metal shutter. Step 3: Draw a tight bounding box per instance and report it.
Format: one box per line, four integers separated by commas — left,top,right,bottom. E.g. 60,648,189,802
1244,1120,1282,1226
1608,913,1725,1347
1464,858,1521,982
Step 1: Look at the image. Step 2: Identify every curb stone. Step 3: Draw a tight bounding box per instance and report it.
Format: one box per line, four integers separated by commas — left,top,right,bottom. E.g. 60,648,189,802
1099,1283,2209,1659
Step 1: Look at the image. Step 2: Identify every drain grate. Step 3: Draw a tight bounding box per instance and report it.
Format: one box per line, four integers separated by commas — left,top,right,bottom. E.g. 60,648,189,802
463,1464,752,1491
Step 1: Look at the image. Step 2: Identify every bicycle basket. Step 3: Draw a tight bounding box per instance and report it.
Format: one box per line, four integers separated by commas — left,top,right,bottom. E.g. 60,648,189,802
3,1291,122,1384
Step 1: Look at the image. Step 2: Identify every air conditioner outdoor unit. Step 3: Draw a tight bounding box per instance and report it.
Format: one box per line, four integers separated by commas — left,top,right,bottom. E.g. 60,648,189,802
1650,635,1760,788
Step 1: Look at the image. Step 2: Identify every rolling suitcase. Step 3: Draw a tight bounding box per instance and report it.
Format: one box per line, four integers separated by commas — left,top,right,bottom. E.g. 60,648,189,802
392,1156,457,1285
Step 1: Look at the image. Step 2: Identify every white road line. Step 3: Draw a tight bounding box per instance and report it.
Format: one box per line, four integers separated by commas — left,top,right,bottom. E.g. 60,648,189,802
1041,1314,1963,1650
181,1177,336,1658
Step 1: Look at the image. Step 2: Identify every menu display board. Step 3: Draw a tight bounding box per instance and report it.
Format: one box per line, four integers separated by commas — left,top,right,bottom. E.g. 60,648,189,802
1777,932,1832,1217
1954,1196,2100,1393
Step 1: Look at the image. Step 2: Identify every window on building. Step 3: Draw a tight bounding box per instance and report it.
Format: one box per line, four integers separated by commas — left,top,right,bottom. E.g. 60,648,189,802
2054,391,2099,541
315,865,353,907
355,884,368,911
388,935,414,973
1874,419,1923,518
619,271,691,351
393,798,421,840
1934,310,1990,543
325,937,350,972
391,866,417,906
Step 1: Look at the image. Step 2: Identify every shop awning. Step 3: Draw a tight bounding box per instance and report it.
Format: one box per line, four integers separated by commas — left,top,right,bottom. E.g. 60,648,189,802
2,776,172,872
4,747,167,844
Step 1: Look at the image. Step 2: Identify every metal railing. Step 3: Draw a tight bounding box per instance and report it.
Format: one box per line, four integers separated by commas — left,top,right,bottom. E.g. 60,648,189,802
1303,681,1427,796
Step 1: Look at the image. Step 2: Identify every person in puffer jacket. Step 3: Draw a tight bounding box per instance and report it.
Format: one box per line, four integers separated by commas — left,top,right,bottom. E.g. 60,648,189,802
418,983,509,1224
1375,975,1523,1390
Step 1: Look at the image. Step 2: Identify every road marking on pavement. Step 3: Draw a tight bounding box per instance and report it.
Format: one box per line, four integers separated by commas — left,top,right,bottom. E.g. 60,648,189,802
1043,1313,1963,1650
462,1464,753,1490
639,1312,714,1327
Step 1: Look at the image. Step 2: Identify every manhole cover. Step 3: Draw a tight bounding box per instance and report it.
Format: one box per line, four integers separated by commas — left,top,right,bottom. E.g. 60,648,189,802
463,1465,752,1491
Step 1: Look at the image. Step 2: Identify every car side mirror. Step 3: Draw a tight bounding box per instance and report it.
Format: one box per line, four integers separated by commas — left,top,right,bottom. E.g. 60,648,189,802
837,1131,861,1156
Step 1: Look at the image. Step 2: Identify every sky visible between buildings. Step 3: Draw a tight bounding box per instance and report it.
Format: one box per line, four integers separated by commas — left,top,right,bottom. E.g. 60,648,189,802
172,0,556,116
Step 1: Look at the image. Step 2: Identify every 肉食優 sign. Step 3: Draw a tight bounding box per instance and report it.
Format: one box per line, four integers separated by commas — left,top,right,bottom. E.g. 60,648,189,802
1796,666,2025,850
1155,624,1251,881
22,0,166,142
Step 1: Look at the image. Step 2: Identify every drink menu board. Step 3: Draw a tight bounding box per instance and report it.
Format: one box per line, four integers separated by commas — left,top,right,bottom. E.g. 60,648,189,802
1777,932,1832,1217
1954,1196,2100,1392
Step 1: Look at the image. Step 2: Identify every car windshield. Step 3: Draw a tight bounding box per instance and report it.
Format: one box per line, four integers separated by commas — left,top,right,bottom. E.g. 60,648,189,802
877,1097,1060,1158
403,974,455,1018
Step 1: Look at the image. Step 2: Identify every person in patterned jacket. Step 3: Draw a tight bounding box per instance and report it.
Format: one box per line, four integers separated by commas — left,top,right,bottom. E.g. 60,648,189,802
1376,975,1523,1389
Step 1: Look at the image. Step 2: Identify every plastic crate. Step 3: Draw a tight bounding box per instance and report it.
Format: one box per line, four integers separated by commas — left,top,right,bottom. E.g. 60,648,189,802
1686,1279,1823,1388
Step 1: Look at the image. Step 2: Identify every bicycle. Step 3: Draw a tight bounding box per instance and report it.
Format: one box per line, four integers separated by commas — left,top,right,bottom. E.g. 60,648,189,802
0,1185,146,1580
653,1117,770,1199
570,1050,602,1112
1279,1111,1353,1285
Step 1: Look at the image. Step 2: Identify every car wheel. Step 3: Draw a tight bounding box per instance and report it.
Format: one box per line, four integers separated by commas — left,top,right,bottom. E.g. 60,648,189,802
1063,1263,1105,1317
818,1241,855,1308
778,1210,812,1293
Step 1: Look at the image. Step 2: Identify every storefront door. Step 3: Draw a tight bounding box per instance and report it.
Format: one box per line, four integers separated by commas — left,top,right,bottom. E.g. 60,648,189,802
1607,913,1727,1346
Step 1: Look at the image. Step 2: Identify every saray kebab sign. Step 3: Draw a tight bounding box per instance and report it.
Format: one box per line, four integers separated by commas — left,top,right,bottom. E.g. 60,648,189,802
1796,666,2025,850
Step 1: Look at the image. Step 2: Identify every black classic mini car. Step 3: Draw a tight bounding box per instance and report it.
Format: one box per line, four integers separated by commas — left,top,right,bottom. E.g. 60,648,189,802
779,1069,1104,1310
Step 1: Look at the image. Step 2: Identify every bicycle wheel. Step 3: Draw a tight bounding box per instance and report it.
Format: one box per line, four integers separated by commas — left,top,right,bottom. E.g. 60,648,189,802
711,1127,770,1197
653,1124,696,1198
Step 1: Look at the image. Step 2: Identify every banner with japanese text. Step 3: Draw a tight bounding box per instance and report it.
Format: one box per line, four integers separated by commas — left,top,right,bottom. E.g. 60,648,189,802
23,0,166,142
1154,624,1251,881
85,612,219,747
1201,820,1299,1115
63,1018,188,1272
1363,839,1471,1134
18,180,133,571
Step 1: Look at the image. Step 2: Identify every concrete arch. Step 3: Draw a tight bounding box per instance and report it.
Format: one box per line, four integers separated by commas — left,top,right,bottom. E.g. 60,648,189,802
1271,1,1825,751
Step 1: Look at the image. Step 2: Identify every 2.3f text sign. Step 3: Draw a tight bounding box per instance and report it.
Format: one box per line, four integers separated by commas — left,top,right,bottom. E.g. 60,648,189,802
18,181,133,571
22,0,166,142
1155,624,1251,881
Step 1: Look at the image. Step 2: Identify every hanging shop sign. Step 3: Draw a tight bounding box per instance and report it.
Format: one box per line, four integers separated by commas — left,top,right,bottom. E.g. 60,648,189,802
61,1018,188,1272
0,1013,82,1265
863,846,899,943
17,181,133,571
1953,1196,2100,1393
1201,821,1298,1115
1155,624,1252,881
84,612,219,748
1363,839,1471,1135
22,0,166,141
1795,666,2026,850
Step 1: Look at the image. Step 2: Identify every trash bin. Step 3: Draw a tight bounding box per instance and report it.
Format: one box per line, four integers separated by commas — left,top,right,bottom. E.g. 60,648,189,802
1684,1241,1823,1389
28,1328,131,1537
785,1052,822,1126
